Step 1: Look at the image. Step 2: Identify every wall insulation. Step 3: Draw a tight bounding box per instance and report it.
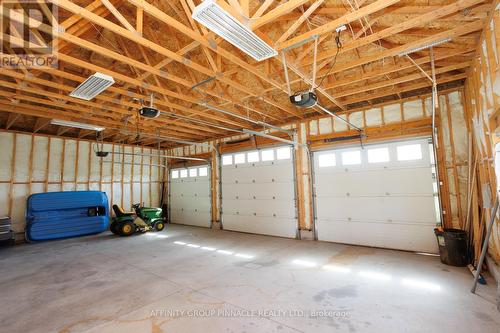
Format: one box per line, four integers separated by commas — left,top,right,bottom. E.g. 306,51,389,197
0,132,165,239
464,4,500,262
436,91,469,230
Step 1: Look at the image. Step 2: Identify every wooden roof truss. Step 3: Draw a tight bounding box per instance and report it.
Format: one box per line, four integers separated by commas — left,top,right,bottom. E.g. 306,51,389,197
0,0,492,147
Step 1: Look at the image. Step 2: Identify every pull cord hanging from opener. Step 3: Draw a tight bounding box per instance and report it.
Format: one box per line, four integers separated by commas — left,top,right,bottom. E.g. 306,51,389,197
314,29,343,90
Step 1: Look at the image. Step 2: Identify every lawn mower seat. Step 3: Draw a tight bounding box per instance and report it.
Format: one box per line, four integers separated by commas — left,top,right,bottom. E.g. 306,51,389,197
113,205,135,217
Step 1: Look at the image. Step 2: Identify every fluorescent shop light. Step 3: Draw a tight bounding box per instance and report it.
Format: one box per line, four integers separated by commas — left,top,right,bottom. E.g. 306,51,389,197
398,38,451,57
192,0,277,61
50,119,105,132
69,72,115,100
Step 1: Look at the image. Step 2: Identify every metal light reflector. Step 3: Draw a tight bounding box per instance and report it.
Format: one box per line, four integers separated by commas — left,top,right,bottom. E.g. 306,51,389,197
192,0,277,61
69,72,115,100
50,119,105,132
398,38,451,57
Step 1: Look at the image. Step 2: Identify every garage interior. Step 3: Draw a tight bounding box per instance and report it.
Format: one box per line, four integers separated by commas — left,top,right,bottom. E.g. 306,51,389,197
1,0,500,332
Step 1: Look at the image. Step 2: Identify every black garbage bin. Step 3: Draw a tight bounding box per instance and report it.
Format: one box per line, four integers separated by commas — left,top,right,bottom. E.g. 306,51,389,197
434,228,468,266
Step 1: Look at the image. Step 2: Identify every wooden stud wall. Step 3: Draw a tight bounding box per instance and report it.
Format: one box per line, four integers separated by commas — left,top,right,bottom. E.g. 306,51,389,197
0,130,166,240
464,2,500,262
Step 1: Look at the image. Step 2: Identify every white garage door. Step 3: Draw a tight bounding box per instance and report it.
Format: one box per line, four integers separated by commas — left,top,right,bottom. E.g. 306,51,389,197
221,146,298,238
313,138,439,253
169,165,211,228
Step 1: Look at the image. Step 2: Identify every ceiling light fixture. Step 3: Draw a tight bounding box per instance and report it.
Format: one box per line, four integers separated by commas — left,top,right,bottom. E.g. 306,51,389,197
50,119,105,132
192,0,277,61
69,72,115,100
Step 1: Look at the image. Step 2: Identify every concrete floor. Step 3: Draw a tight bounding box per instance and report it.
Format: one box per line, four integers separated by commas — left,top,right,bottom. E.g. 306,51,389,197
0,225,499,333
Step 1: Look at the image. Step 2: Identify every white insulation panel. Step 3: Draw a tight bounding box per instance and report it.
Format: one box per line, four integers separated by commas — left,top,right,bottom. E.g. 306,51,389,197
0,132,164,234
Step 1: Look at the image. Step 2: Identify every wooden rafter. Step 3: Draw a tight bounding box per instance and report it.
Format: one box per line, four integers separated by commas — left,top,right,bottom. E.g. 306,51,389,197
0,0,493,145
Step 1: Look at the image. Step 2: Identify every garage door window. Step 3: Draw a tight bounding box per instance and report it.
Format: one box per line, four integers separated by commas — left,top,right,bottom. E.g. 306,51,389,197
397,144,422,161
199,167,208,176
247,151,259,163
368,147,390,163
222,155,233,165
261,149,274,161
189,168,197,177
172,170,179,179
318,153,336,167
277,147,291,160
234,153,246,164
180,169,188,178
342,150,361,165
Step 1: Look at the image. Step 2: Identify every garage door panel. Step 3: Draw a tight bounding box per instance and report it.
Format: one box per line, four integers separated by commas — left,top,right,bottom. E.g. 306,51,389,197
315,168,434,197
314,138,439,253
223,199,295,218
221,147,297,238
316,196,436,223
170,165,211,228
171,180,210,197
171,209,211,227
223,164,294,183
222,182,295,200
171,196,211,210
317,220,437,252
222,214,297,238
170,189,210,202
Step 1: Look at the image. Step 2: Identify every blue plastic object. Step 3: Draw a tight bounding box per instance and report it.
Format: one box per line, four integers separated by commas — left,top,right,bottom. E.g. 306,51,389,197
26,191,109,241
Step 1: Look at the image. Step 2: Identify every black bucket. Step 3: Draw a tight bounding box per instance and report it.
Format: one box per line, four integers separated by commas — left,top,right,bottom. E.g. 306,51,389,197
434,228,469,266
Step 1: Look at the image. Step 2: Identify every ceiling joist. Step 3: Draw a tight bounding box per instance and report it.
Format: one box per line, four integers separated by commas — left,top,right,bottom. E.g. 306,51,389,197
0,0,490,146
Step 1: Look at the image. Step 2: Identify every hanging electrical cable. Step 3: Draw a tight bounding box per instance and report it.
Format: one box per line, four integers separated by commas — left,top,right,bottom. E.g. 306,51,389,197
314,30,343,90
288,26,345,108
284,26,365,148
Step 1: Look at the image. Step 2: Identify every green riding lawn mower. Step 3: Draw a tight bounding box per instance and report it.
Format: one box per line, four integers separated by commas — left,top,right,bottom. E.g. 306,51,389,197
110,203,166,237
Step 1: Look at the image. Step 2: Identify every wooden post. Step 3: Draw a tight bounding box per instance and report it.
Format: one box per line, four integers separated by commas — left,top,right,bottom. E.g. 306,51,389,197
121,144,125,207
140,146,144,205
60,138,66,191
305,121,314,230
8,133,17,217
445,94,463,227
28,135,34,195
110,143,115,211
130,148,135,209
44,137,51,193
99,142,103,192
74,140,80,191
295,122,306,230
436,98,453,227
87,141,92,190
149,148,153,206
210,144,218,224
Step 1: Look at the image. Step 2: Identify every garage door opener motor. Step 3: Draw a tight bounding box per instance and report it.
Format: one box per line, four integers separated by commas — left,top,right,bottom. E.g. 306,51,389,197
283,25,365,147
